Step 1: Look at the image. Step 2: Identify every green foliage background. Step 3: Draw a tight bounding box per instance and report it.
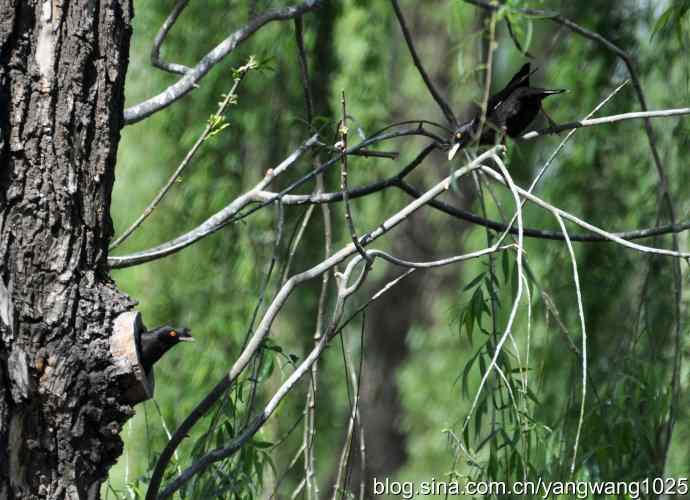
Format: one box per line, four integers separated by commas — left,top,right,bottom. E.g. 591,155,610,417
106,0,689,498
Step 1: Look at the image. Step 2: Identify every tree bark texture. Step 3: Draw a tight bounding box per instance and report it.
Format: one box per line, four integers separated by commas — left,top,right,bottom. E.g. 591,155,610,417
0,1,134,498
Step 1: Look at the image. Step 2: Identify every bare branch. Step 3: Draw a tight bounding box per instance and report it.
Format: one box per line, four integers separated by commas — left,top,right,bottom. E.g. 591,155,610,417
521,107,690,140
109,134,318,268
243,144,690,244
463,5,685,431
150,0,192,75
294,16,313,125
109,128,436,269
111,62,254,250
553,214,587,476
124,0,324,125
146,147,504,500
339,91,371,265
480,166,690,259
390,0,457,127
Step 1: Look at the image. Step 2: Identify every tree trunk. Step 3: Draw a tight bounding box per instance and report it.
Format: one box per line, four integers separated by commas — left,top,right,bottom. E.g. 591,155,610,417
0,1,134,498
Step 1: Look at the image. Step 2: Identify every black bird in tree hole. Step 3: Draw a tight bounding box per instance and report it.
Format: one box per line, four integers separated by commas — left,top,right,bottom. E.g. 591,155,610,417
137,325,194,373
449,63,565,159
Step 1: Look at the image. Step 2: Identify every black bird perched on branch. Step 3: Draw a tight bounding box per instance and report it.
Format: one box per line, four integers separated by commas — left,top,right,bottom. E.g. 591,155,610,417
449,63,565,159
137,326,194,373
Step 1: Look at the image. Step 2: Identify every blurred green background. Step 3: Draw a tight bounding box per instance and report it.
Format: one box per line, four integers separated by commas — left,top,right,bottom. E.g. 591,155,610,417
106,0,689,498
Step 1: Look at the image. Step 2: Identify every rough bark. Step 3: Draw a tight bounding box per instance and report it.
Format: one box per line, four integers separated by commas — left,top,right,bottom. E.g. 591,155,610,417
0,1,134,498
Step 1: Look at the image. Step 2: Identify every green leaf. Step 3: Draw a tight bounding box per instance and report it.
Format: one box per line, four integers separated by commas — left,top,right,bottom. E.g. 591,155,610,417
459,347,482,398
263,340,283,354
652,2,690,45
463,272,486,292
258,354,275,381
471,287,485,322
524,18,533,52
464,308,474,345
502,250,511,283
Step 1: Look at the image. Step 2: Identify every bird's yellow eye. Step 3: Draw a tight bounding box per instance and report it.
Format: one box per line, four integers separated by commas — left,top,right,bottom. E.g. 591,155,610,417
170,330,177,337
455,131,463,140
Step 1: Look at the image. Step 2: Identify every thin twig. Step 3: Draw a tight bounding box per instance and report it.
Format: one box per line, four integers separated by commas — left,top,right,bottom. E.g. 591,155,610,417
552,214,587,476
390,0,457,127
109,134,320,268
462,153,525,435
464,6,684,412
111,62,254,249
321,146,399,160
480,165,690,259
526,79,629,195
147,147,504,500
294,16,313,124
293,21,327,496
269,442,305,499
356,313,367,500
280,205,316,284
520,107,690,140
242,202,286,429
125,0,325,124
505,15,533,58
475,9,497,153
331,339,362,500
339,91,372,265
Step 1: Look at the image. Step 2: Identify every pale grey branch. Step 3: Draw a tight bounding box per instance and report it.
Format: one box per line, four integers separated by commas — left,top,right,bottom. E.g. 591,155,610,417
124,0,323,124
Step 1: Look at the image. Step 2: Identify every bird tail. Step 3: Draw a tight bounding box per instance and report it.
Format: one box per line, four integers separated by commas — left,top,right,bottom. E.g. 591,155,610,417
506,63,535,88
540,88,567,97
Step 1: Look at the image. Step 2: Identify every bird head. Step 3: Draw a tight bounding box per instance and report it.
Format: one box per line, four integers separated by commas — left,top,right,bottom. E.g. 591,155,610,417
150,326,194,347
448,120,475,160
136,325,194,373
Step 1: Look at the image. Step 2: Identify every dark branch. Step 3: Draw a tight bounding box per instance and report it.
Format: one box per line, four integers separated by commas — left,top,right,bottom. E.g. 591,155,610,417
145,375,235,500
339,91,371,264
112,134,690,272
256,143,690,244
109,127,439,269
394,181,690,243
294,16,314,124
390,0,457,127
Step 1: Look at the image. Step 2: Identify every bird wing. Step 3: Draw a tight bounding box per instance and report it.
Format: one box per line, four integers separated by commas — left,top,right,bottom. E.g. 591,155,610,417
487,63,534,111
